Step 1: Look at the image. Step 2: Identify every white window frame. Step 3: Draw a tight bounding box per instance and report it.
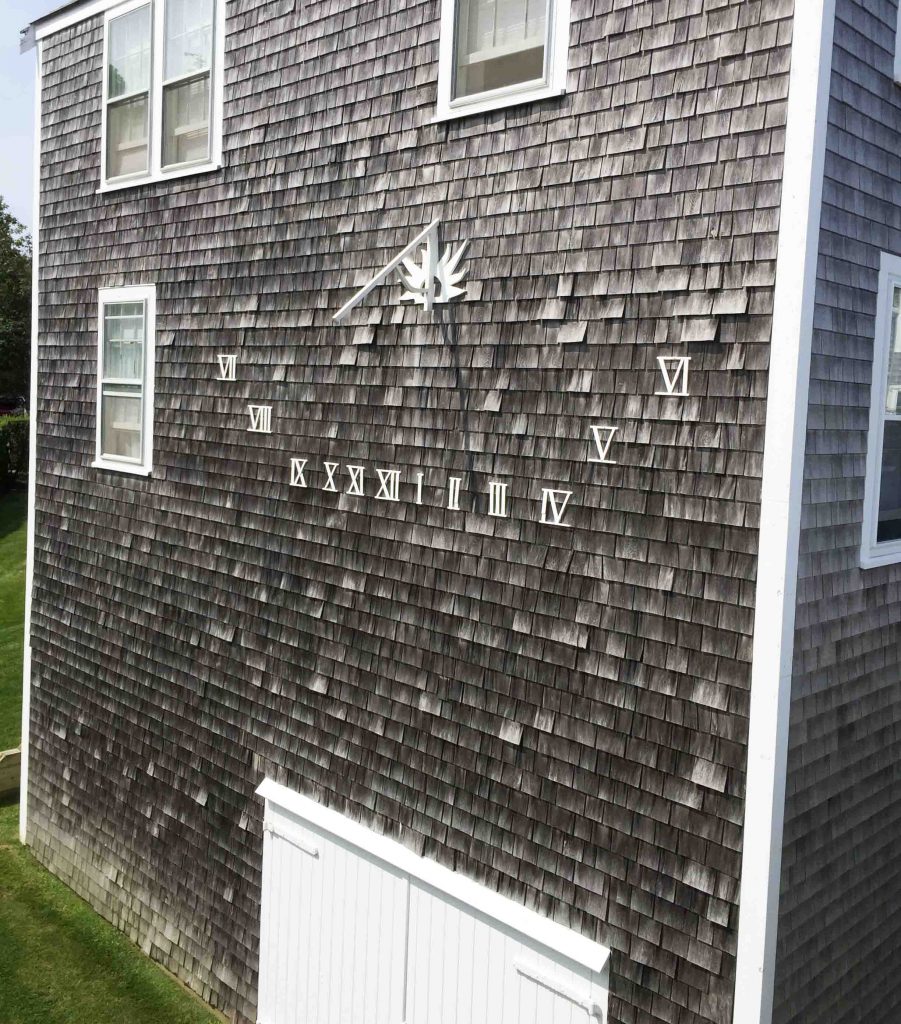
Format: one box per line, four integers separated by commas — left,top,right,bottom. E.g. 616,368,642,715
100,0,225,192
861,252,901,567
434,0,570,122
93,285,156,476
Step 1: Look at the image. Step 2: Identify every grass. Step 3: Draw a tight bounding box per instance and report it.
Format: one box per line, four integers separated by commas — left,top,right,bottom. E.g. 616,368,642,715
0,487,26,750
0,489,221,1023
0,799,222,1024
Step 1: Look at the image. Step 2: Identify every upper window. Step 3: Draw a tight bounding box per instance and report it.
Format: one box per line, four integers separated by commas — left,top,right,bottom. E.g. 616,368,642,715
862,253,901,567
103,0,222,189
436,0,570,121
94,286,156,475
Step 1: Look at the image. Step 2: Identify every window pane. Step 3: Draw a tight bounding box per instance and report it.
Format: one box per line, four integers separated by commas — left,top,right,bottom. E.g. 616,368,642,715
101,390,143,462
165,0,215,80
107,96,150,179
878,420,901,541
454,0,548,99
162,75,211,167
885,286,901,415
108,5,151,100
103,302,145,381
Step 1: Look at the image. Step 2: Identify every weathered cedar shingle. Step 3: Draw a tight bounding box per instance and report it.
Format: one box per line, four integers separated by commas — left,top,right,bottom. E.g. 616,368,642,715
28,2,792,1024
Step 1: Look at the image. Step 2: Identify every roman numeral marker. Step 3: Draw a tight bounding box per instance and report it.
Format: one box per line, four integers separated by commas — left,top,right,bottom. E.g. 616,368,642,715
217,354,237,381
290,458,308,487
488,481,508,518
323,462,339,492
247,405,272,433
655,356,691,397
588,425,619,464
540,488,573,527
447,477,462,511
375,469,401,501
346,465,365,496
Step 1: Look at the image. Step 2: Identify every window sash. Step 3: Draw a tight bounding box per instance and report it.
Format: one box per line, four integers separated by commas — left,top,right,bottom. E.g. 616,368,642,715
102,0,220,186
435,0,570,120
163,0,215,81
100,389,145,464
107,2,152,99
161,70,213,170
452,0,550,101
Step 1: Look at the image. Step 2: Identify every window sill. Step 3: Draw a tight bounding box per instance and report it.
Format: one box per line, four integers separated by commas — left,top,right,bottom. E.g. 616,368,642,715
98,161,222,194
432,84,566,124
860,540,901,569
91,459,152,477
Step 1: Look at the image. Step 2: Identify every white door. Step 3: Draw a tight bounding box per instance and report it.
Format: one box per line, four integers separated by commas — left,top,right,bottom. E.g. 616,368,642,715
258,810,408,1024
405,880,607,1024
256,780,609,1024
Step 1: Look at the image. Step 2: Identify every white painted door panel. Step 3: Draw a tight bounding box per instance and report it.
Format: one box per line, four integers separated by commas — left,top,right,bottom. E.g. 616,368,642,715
258,787,609,1024
405,880,607,1024
257,811,408,1024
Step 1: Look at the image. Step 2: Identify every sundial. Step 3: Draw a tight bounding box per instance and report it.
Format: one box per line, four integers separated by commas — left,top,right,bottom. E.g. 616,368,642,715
216,217,694,529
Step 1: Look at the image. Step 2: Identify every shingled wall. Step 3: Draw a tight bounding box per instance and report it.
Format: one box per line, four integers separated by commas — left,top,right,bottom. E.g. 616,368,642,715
28,2,792,1022
774,1,901,1021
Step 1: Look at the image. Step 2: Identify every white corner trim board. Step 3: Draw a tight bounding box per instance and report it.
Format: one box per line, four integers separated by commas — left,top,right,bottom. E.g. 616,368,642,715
733,3,836,1024
20,39,42,843
256,777,610,974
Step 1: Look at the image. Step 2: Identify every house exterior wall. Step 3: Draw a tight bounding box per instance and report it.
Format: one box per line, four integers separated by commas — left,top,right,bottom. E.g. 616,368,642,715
775,1,901,1021
27,2,793,1023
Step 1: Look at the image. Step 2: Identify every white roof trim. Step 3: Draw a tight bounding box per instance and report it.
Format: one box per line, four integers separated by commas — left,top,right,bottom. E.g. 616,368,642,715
22,0,112,52
22,0,231,52
256,777,610,974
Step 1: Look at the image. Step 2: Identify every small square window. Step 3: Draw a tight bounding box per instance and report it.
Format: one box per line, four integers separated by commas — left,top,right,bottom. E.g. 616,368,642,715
436,0,570,121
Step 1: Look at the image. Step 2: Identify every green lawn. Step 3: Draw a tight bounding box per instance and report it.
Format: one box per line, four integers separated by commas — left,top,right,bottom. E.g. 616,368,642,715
0,489,222,1023
0,800,222,1024
0,487,26,750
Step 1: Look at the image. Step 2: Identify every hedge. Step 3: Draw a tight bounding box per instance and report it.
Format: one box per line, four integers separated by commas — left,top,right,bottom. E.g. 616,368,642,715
0,416,28,491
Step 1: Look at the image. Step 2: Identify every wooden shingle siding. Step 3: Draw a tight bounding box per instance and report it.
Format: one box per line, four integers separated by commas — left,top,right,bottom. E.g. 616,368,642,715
28,2,792,1023
775,2,901,1022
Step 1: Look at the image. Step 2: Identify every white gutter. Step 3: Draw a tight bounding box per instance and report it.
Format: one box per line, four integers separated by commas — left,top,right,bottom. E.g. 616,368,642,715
732,3,836,1022
20,40,42,844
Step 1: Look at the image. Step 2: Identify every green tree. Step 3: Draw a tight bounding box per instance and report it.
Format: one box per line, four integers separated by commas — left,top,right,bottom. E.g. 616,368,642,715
0,198,31,408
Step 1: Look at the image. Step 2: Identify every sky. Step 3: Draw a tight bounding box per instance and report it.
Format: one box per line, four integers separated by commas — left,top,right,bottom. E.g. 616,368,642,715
0,1,57,231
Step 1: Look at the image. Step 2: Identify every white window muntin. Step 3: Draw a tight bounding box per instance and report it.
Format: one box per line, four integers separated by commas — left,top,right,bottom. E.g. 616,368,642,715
861,252,901,567
435,0,571,122
94,285,156,476
101,0,224,190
